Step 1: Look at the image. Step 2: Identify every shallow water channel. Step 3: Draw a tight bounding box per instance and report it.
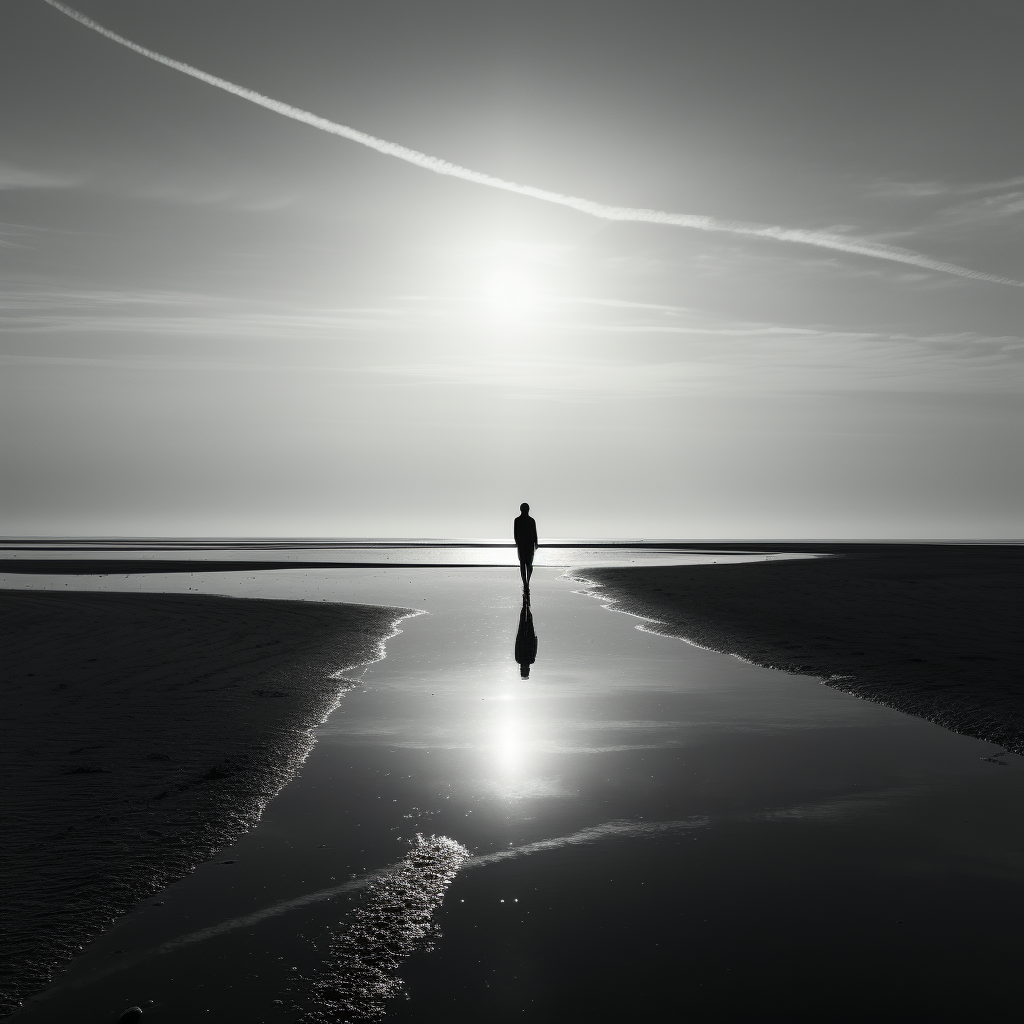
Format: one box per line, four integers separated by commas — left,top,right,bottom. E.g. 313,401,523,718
13,565,1024,1021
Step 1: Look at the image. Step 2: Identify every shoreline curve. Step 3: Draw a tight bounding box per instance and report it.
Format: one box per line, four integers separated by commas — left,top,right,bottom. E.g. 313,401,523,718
572,544,1024,752
0,589,415,1018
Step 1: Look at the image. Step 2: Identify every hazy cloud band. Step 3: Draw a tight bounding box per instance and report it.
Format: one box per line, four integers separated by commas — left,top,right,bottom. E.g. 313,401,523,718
44,0,1022,288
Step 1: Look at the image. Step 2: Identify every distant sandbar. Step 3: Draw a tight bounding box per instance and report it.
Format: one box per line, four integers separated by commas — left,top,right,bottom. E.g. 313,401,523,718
577,544,1024,751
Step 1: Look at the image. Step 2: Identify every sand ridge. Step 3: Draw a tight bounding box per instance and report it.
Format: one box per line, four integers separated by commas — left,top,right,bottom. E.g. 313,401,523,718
0,589,413,1017
576,545,1024,751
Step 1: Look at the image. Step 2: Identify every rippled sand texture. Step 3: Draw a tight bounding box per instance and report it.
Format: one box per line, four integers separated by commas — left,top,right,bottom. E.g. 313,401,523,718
0,590,412,1016
579,545,1024,750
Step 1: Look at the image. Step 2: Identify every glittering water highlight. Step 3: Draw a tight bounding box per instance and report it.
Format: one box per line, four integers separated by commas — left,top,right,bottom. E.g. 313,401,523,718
303,834,470,1022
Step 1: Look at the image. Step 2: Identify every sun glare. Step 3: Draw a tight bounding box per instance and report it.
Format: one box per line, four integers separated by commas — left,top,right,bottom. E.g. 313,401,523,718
482,268,539,315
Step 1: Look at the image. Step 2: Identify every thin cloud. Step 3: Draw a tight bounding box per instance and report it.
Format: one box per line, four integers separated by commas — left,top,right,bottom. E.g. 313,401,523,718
43,0,1023,288
870,180,950,199
365,328,1024,397
0,353,336,373
931,191,1024,228
0,287,218,311
0,160,77,190
0,312,397,335
870,175,1024,232
873,175,1024,199
4,285,1021,397
0,221,82,250
127,178,299,212
957,176,1024,196
0,285,403,335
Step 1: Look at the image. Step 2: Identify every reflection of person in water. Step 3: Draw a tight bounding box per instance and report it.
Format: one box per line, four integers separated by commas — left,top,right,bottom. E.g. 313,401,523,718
514,597,538,678
514,502,539,594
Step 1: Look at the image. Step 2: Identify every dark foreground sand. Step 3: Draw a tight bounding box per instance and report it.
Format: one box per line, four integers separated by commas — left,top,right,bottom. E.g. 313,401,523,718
579,545,1024,751
0,590,411,1017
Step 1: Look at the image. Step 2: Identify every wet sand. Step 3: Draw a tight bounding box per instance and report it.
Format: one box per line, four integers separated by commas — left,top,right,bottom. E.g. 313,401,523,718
8,566,1024,1022
579,544,1024,751
0,590,412,1016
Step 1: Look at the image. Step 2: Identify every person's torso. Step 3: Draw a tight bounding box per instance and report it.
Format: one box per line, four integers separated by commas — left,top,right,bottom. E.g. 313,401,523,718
514,515,537,546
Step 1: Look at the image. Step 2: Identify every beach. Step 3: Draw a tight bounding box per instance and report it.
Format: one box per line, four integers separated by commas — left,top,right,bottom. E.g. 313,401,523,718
7,0,1020,1018
0,590,411,1016
4,547,1024,1021
579,544,1024,750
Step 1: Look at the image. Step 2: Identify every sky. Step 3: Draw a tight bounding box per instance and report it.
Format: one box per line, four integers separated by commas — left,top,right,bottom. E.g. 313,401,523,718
1,0,1022,540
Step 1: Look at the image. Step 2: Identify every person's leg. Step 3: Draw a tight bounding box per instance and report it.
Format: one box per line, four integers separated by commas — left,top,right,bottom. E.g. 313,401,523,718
520,560,528,589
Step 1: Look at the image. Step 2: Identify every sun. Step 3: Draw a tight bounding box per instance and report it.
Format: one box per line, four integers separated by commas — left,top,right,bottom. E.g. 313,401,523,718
481,268,539,315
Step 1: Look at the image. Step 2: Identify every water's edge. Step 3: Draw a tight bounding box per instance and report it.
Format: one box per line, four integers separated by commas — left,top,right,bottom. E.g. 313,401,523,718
0,590,414,1018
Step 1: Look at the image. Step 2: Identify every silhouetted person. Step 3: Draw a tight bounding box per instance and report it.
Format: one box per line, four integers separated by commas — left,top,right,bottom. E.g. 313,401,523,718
514,597,538,678
514,502,538,594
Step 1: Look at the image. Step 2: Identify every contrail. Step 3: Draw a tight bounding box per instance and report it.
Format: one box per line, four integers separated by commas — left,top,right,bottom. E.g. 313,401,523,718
43,0,1022,287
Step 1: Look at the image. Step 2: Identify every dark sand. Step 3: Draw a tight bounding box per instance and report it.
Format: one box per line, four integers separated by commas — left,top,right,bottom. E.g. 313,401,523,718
0,590,411,1017
579,544,1024,751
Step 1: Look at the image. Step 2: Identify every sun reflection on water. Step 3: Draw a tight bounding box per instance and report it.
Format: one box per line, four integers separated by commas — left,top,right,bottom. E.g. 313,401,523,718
495,715,522,773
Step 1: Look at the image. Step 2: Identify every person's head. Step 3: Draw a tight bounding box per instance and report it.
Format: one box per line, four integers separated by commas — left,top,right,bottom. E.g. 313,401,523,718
520,502,530,514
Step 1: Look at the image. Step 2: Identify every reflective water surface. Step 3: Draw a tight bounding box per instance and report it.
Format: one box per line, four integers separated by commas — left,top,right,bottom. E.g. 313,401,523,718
11,566,1024,1021
0,539,810,568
